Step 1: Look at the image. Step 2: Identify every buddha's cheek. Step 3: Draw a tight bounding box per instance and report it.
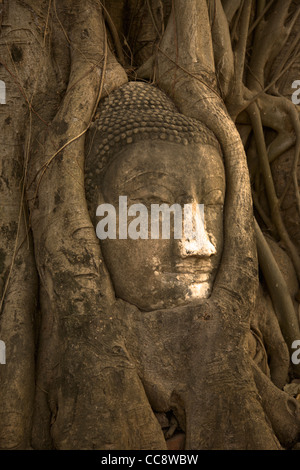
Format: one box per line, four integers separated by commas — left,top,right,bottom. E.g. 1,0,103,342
100,238,174,310
204,206,224,266
100,237,216,311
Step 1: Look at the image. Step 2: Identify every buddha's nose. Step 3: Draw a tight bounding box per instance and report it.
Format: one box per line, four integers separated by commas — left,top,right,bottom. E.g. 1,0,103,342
179,233,216,258
179,203,216,258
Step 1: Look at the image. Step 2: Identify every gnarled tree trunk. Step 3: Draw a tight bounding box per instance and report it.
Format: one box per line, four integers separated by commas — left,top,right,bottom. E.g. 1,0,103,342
0,0,300,450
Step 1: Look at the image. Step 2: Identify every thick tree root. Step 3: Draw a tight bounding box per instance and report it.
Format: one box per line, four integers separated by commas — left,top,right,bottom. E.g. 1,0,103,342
252,361,300,448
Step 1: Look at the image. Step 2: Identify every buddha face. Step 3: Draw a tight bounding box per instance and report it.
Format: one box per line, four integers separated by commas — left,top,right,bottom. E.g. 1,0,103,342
98,140,225,311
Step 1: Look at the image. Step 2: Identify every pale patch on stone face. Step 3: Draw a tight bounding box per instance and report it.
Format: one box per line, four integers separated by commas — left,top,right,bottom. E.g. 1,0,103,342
186,282,211,300
180,236,216,258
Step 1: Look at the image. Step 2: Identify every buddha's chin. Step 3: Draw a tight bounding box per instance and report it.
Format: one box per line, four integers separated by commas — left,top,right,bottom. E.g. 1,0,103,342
186,281,212,300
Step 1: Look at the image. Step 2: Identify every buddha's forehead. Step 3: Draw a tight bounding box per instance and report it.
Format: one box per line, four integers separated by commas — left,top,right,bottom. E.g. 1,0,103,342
102,140,225,197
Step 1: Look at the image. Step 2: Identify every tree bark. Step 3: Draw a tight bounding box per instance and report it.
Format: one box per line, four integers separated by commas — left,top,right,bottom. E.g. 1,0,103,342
0,0,299,450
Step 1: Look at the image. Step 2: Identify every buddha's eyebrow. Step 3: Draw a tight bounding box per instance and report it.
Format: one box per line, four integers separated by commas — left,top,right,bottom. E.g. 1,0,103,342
119,171,180,188
202,174,225,189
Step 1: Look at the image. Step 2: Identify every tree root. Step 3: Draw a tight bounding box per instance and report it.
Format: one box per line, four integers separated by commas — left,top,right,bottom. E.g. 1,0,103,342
254,219,300,377
248,103,300,282
252,361,300,448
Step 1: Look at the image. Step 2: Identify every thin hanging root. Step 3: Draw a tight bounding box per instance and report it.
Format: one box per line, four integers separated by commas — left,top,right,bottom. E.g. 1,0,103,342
252,189,276,236
270,31,300,93
248,102,300,282
248,0,275,36
268,134,295,164
146,0,163,39
248,0,294,90
230,0,244,42
254,219,300,378
33,127,90,201
278,101,300,217
101,1,126,66
233,0,252,92
43,0,52,45
222,0,243,24
248,92,300,218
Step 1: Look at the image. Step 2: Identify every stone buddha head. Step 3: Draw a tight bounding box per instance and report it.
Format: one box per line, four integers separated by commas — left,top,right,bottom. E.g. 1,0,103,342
85,82,225,311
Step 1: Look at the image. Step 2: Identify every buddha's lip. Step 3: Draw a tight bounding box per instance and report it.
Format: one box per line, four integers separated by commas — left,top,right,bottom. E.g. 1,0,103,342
174,263,213,274
159,272,211,282
173,271,212,278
